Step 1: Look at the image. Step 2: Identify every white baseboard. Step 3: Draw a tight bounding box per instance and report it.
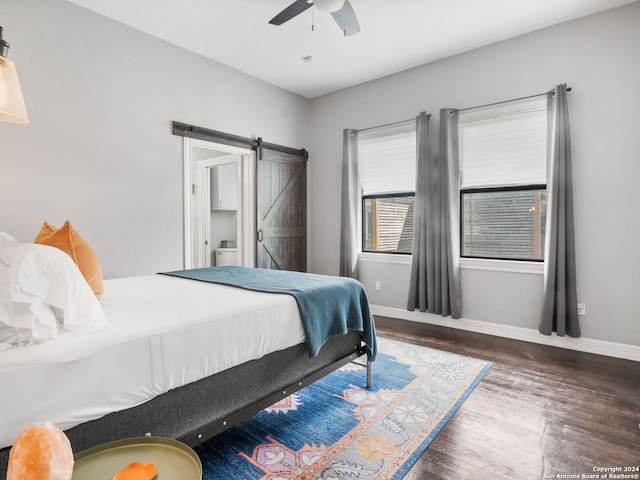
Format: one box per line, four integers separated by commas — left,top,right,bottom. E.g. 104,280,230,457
371,305,640,363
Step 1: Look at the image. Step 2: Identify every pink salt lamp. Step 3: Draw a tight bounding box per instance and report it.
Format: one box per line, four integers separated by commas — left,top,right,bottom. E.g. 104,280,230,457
7,422,74,480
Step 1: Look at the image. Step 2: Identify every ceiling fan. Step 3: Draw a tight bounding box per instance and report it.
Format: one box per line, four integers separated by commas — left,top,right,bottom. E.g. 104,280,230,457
269,0,361,36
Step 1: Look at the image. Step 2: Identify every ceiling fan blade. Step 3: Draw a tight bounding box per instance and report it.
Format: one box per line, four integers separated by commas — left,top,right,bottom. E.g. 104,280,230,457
331,0,360,36
269,0,313,26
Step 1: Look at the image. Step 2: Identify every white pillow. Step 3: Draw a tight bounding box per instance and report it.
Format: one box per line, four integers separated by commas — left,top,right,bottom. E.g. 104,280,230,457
0,243,107,348
0,260,58,349
0,263,39,350
0,232,18,244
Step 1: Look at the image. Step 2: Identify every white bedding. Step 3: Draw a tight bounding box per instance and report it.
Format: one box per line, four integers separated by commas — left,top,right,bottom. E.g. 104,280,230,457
0,274,306,450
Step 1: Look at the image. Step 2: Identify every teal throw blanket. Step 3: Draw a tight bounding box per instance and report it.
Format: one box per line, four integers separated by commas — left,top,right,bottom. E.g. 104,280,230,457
161,266,376,361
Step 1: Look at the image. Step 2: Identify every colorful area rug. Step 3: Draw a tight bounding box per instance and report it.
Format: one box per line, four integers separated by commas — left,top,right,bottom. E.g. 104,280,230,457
196,336,492,479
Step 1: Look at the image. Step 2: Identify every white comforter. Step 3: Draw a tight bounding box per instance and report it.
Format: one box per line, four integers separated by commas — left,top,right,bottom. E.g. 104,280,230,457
0,274,305,450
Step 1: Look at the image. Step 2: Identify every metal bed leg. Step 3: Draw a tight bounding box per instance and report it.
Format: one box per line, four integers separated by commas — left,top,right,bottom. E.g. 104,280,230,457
366,360,372,389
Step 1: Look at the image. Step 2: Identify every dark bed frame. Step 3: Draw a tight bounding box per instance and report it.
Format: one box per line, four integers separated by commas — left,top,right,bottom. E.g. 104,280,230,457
0,332,371,476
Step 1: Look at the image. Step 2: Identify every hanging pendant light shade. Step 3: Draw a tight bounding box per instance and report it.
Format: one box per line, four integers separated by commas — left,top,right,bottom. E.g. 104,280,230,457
0,26,28,124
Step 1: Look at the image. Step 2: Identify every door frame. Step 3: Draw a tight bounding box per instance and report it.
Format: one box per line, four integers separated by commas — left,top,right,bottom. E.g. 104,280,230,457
183,137,256,269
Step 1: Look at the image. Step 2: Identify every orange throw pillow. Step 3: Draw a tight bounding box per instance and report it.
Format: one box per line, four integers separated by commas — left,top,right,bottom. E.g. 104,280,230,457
34,221,104,299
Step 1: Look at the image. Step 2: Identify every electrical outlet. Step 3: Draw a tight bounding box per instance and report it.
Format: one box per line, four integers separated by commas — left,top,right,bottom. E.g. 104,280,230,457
375,281,381,291
577,302,586,316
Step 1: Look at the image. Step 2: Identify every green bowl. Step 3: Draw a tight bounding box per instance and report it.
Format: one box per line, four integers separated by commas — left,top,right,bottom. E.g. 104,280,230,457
72,436,202,479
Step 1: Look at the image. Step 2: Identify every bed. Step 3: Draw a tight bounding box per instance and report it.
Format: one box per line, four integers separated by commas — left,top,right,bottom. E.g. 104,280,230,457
0,242,376,477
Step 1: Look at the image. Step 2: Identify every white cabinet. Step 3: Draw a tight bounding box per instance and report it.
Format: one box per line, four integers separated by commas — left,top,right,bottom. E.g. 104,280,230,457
211,163,238,211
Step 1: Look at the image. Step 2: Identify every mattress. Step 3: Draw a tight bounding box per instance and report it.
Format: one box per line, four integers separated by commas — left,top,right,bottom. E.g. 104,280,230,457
0,274,306,450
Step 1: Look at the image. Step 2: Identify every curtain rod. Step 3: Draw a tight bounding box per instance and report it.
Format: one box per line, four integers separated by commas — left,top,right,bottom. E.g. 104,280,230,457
355,85,571,131
357,113,430,133
458,86,572,113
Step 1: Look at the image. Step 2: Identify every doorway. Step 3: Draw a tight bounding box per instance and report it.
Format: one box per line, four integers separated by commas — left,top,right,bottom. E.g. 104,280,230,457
183,138,256,269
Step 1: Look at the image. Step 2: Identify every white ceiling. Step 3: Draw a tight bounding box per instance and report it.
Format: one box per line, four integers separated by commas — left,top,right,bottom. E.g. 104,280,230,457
67,0,635,99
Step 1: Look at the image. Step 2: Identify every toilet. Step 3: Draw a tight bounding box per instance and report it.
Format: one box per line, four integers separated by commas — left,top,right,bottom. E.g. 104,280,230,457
215,247,238,266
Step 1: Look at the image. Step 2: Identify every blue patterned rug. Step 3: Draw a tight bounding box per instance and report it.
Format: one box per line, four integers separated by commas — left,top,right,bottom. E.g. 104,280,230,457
196,336,492,479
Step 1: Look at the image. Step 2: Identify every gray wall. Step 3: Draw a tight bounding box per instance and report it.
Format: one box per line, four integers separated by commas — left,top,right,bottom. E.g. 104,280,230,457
2,1,638,348
1,0,310,279
307,2,640,347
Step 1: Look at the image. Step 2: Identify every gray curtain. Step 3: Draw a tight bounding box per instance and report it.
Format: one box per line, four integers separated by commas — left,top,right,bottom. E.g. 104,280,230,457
407,110,462,317
339,129,360,278
539,85,580,337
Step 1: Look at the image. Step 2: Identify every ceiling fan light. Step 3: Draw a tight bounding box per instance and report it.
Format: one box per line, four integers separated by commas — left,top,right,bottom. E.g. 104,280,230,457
314,0,345,13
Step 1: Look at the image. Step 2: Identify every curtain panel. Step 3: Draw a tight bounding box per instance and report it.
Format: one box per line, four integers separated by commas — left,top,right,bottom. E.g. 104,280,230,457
339,129,360,278
539,84,580,337
407,110,462,318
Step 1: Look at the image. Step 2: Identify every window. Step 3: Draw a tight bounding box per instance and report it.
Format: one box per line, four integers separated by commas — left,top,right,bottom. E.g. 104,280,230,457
358,121,416,254
459,98,547,261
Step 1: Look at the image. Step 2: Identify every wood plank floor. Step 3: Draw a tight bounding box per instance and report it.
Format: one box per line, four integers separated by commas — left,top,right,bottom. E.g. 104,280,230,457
374,316,640,480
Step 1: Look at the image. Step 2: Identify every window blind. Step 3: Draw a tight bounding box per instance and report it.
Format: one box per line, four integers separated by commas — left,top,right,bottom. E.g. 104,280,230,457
462,189,545,260
358,121,416,195
459,96,548,261
459,98,547,189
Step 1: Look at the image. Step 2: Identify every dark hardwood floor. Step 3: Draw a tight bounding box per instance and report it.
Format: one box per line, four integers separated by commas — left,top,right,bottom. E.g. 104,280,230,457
374,316,640,480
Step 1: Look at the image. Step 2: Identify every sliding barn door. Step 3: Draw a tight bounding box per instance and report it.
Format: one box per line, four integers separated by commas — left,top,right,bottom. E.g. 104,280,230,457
257,148,307,272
